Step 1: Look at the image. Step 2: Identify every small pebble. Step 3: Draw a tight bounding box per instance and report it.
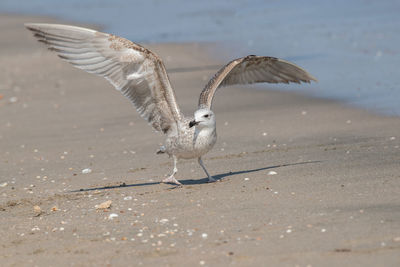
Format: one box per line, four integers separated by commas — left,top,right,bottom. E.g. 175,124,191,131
108,213,119,220
201,233,208,239
82,168,92,174
268,171,277,175
9,97,18,103
33,205,42,214
96,200,112,210
244,177,250,181
0,182,8,187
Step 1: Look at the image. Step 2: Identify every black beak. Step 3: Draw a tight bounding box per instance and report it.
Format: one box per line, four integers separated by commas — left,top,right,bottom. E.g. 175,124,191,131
189,120,199,128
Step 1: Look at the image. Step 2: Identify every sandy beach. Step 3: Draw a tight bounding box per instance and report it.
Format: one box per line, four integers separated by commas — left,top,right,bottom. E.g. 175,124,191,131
1,14,400,266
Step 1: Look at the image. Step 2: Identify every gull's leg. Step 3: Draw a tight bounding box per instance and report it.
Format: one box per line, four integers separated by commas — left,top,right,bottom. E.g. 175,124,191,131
162,155,182,185
198,157,216,183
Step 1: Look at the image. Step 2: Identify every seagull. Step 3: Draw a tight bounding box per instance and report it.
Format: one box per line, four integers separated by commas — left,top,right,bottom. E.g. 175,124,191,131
25,23,317,185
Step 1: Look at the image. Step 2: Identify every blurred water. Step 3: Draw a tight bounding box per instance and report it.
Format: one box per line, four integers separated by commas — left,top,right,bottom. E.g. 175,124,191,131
1,0,399,115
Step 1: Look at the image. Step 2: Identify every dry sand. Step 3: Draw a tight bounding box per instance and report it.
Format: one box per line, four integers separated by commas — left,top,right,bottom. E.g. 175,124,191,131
1,14,400,266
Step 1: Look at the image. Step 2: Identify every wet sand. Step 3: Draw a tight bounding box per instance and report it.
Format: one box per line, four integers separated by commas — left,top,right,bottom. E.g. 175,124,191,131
1,14,400,266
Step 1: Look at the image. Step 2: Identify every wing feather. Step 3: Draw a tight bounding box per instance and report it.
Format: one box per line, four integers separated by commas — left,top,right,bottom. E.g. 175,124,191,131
26,23,182,133
199,55,317,108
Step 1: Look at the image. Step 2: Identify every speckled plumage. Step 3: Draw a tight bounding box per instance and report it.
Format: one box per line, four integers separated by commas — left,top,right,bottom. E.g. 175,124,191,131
165,117,217,160
25,23,316,185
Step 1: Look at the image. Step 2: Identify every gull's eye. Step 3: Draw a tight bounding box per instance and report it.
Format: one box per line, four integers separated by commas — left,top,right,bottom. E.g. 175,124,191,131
203,114,209,118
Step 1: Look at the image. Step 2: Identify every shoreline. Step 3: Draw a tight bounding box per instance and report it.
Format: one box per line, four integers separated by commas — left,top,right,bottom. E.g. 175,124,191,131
2,12,397,119
2,1,400,116
1,14,400,266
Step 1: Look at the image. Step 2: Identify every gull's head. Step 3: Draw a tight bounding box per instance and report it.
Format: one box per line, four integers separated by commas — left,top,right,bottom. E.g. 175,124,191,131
189,108,215,129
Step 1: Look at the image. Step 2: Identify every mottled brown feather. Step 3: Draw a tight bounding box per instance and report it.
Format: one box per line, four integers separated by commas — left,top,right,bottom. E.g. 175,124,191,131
25,23,181,134
199,55,317,109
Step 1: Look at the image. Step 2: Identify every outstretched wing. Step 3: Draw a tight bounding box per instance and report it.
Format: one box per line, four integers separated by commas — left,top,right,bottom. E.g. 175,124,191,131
25,23,182,133
198,55,317,109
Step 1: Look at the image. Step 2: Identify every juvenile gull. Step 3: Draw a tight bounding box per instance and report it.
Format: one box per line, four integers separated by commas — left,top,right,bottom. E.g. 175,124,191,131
25,23,317,185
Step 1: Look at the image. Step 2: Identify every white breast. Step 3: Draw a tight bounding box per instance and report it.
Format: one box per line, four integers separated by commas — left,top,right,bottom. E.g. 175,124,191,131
165,120,217,160
193,127,217,156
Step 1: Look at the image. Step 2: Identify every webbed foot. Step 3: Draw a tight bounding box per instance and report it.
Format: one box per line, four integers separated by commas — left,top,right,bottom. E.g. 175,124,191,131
162,175,182,185
208,176,216,183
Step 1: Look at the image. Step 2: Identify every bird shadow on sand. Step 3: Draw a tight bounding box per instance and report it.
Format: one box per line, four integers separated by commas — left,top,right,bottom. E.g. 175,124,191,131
70,160,321,192
179,160,322,185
